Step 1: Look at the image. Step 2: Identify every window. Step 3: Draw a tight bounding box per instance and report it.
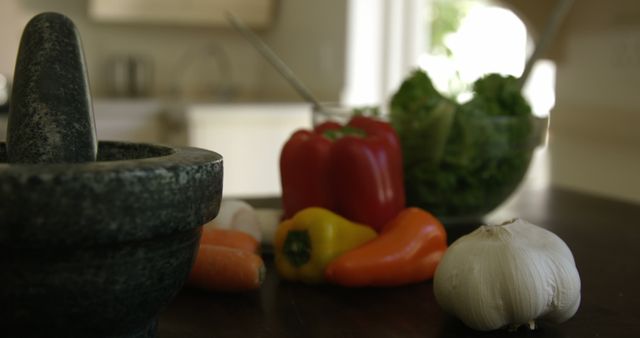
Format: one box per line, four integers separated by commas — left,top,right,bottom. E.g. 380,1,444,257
343,0,556,118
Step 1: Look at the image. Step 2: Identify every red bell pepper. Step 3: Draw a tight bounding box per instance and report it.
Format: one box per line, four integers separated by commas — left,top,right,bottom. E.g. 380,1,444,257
280,115,405,231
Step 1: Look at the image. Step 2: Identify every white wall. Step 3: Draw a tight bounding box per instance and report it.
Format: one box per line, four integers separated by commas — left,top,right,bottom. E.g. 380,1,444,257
0,0,347,101
549,0,640,203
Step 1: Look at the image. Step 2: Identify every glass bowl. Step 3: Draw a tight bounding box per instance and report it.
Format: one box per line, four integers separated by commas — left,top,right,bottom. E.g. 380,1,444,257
398,110,547,225
312,103,383,126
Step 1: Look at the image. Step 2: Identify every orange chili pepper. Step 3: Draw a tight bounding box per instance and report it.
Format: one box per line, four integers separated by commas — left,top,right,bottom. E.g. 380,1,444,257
324,207,447,287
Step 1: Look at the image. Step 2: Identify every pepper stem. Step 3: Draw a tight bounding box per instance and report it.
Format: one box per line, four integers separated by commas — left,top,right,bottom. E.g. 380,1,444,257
283,230,312,267
322,126,366,140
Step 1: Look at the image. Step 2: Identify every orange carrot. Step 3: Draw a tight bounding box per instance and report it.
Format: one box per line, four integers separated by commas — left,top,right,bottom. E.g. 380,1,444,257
188,245,266,292
200,227,260,253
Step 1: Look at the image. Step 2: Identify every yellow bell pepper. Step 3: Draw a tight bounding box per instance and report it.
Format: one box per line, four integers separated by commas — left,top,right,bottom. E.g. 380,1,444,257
274,207,378,283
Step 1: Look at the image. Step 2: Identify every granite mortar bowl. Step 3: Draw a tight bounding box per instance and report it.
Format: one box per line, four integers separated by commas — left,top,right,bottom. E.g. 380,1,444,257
0,141,223,337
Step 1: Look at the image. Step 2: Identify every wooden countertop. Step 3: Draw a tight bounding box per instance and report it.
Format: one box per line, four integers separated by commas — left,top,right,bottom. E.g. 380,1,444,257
157,186,640,338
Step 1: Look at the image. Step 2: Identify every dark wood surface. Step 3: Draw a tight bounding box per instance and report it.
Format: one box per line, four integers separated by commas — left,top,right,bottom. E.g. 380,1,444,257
158,186,640,337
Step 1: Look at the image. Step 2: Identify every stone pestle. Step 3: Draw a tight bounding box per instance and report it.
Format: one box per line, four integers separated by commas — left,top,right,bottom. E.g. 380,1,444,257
7,12,97,163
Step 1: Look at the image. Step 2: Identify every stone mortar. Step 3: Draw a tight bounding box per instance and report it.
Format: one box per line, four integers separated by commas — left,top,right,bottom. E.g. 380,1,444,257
0,141,223,337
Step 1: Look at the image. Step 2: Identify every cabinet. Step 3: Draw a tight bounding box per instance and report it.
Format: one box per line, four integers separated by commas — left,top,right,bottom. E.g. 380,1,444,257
184,103,311,197
88,0,274,28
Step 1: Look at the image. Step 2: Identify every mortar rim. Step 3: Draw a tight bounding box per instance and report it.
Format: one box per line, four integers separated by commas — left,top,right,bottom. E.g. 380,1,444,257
0,140,223,174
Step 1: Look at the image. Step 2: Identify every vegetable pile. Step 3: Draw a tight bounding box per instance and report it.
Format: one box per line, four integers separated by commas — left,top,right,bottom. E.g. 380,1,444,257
390,70,535,219
276,115,448,287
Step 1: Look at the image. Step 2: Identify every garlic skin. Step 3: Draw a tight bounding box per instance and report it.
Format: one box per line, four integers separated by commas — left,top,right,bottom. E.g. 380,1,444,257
204,199,262,242
433,218,581,331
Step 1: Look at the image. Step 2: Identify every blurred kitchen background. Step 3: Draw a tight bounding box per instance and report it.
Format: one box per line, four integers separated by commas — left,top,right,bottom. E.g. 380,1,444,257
0,0,638,204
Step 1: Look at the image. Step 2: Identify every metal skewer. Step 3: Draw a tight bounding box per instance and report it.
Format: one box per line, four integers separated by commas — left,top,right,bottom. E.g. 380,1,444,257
226,12,323,111
519,0,575,90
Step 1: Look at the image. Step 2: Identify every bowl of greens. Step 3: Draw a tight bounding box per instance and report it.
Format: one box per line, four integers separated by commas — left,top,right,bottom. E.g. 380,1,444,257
390,70,543,224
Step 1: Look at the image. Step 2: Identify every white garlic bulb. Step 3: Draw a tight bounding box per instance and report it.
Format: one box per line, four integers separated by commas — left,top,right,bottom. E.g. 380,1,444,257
433,218,581,331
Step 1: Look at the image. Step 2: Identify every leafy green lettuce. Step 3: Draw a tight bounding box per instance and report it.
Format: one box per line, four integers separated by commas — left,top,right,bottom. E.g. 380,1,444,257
390,70,534,220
